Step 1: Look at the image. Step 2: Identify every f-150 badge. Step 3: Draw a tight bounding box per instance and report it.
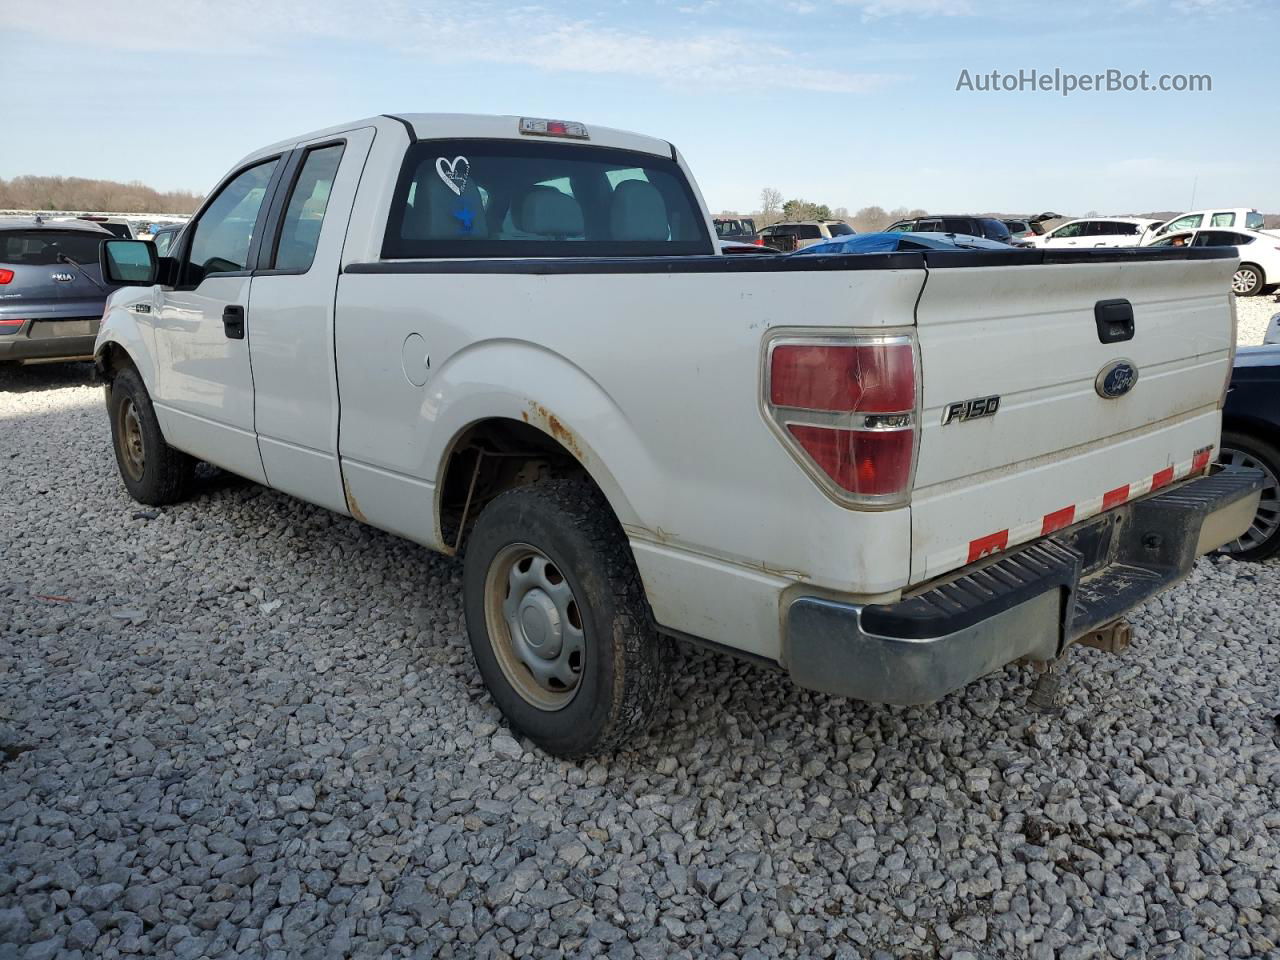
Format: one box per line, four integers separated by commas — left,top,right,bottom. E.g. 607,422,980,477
942,395,1000,425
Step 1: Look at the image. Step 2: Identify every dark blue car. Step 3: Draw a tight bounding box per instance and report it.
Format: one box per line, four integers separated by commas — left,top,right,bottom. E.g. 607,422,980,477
1220,342,1280,559
0,216,117,364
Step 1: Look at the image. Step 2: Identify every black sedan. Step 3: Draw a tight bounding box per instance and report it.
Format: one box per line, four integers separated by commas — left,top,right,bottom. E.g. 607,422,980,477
1219,343,1280,559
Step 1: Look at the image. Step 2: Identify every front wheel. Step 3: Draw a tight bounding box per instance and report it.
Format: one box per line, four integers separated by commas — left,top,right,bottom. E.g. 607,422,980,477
462,479,672,757
1216,430,1280,561
1231,263,1265,297
106,366,196,505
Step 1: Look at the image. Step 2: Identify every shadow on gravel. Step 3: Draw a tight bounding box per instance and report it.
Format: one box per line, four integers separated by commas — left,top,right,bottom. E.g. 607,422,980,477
0,359,97,394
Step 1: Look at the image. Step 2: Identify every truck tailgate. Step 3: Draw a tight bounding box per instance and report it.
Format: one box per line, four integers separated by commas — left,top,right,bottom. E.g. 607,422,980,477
910,249,1237,584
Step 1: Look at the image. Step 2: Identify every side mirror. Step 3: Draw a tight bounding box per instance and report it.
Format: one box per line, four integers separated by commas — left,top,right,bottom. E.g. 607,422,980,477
100,238,158,285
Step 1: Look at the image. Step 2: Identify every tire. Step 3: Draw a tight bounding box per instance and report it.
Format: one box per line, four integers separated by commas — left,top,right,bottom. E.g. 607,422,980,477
463,478,672,757
1216,430,1280,561
106,366,196,505
1231,263,1265,297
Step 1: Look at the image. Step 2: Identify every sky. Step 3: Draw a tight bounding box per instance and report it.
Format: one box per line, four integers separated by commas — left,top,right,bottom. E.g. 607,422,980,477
3,0,1276,216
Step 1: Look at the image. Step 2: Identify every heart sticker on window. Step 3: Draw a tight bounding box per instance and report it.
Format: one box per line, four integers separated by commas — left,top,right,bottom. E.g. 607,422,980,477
435,156,470,196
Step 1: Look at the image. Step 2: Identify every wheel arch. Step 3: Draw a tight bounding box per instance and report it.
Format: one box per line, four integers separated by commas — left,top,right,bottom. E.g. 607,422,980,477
434,413,639,552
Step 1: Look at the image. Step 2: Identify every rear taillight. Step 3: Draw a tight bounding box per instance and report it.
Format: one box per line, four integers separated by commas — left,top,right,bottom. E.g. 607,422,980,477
754,236,764,245
764,334,918,504
0,317,24,332
0,269,13,284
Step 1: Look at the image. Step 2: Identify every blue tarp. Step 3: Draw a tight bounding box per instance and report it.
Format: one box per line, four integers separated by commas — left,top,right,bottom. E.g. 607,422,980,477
792,231,1007,255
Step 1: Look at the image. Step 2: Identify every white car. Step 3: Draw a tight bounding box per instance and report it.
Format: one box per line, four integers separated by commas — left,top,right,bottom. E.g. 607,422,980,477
1023,217,1158,249
92,113,1260,756
1145,227,1280,296
1147,207,1267,242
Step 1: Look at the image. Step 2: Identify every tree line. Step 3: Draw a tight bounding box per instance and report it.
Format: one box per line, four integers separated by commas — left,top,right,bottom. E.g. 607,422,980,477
0,176,203,215
745,187,927,232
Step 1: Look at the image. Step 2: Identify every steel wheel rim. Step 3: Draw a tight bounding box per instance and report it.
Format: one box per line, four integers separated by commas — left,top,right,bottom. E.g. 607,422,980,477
1218,446,1280,554
117,397,146,482
1232,268,1257,294
483,542,585,710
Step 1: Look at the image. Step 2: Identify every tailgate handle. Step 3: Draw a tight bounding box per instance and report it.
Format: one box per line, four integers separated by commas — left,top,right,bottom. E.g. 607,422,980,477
1094,299,1134,344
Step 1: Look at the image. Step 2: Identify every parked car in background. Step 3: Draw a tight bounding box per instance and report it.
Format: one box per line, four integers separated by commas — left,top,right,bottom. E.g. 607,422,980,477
1219,345,1280,559
713,217,758,244
150,223,184,257
885,215,1013,243
1145,227,1280,296
0,216,116,363
1022,217,1158,249
1148,208,1266,242
757,220,854,252
73,215,135,238
1001,212,1060,243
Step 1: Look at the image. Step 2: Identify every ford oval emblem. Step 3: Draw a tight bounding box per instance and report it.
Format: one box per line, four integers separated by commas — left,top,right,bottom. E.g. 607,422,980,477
1095,359,1138,399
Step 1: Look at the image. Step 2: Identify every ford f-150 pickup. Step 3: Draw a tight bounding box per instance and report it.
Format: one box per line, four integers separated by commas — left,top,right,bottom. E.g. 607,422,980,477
93,113,1262,757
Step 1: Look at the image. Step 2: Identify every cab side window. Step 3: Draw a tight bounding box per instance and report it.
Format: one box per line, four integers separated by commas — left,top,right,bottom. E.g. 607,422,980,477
185,159,279,285
273,144,345,273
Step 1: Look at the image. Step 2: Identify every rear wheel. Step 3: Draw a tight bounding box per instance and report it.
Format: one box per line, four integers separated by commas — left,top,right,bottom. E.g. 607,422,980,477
1216,430,1280,561
463,478,672,757
1231,263,1264,297
107,367,196,505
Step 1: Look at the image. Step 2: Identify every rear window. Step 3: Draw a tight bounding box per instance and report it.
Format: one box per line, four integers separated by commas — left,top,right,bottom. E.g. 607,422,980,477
1,230,105,266
826,223,854,236
1246,212,1264,230
383,139,712,259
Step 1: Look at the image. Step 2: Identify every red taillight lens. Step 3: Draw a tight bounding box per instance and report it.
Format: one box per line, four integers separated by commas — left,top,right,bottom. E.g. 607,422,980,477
786,425,914,496
754,236,764,245
0,269,13,284
0,317,24,332
765,335,918,504
770,342,915,412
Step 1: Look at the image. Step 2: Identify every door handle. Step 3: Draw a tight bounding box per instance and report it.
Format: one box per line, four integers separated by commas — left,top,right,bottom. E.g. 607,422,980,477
222,304,245,340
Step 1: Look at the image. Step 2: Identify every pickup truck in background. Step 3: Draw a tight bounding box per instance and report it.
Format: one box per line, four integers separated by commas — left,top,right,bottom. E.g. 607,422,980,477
713,217,758,244
757,219,854,252
94,113,1261,757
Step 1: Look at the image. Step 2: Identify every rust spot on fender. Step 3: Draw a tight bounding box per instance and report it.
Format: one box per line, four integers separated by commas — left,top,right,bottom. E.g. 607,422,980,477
343,477,369,524
526,401,584,461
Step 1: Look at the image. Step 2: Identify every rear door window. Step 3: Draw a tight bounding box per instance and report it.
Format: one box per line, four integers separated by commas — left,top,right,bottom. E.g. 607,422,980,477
941,218,973,234
272,143,345,273
1209,212,1235,227
383,139,712,258
796,225,822,240
826,223,854,236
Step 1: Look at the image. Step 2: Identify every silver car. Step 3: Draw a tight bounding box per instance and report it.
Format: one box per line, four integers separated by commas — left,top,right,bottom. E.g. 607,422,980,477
0,216,115,363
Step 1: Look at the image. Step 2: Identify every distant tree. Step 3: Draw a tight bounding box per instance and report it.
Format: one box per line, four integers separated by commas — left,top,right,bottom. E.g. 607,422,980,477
782,198,834,221
759,187,783,226
851,205,889,232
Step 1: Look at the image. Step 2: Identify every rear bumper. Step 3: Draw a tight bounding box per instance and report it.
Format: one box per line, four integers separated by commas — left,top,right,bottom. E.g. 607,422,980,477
0,317,100,362
785,466,1264,705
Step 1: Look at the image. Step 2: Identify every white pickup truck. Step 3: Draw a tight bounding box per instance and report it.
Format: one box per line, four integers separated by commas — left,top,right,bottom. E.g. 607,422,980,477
94,113,1261,757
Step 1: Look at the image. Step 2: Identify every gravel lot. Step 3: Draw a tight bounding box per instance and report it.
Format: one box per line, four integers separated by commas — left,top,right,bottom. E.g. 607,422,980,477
3,305,1279,960
1236,294,1279,346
